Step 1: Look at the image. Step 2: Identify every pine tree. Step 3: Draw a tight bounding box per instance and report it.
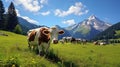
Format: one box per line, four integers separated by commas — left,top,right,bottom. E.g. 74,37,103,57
0,0,5,29
14,24,22,34
6,2,18,31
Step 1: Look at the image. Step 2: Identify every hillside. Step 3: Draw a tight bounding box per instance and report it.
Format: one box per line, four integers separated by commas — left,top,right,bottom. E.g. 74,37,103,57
0,30,57,67
0,30,120,67
93,22,120,40
18,17,40,34
18,17,49,34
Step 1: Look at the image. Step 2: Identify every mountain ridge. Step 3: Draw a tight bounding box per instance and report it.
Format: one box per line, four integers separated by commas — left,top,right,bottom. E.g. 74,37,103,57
18,17,48,34
92,21,120,40
64,15,111,39
18,15,112,39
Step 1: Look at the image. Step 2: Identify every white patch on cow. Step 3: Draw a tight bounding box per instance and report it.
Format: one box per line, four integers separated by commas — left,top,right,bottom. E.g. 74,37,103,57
49,26,59,41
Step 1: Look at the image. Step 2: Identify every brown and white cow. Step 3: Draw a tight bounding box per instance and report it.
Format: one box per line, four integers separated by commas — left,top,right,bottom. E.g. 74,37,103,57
27,26,64,55
49,26,64,44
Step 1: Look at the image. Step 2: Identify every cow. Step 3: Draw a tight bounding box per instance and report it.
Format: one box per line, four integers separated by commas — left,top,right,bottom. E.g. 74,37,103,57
62,37,87,44
93,41,107,45
27,26,64,56
76,38,82,44
82,39,87,45
62,37,74,43
59,39,64,44
93,41,99,45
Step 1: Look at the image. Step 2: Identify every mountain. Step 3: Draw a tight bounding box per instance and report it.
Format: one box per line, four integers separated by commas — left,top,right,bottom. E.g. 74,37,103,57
17,15,112,39
18,17,40,34
65,15,111,40
92,22,120,40
18,17,39,29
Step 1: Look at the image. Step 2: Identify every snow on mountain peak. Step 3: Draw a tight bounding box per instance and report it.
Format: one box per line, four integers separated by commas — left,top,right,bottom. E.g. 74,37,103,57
80,15,112,31
65,15,112,39
88,15,96,20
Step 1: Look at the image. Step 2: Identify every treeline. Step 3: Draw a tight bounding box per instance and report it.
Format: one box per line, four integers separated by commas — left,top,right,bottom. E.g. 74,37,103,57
92,22,120,40
0,0,22,34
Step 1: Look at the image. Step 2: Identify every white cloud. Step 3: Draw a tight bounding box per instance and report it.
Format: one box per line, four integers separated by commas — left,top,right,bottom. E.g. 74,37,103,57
16,9,20,16
54,2,89,17
41,11,50,16
16,9,39,24
13,0,47,12
62,19,76,26
40,0,48,4
22,16,39,24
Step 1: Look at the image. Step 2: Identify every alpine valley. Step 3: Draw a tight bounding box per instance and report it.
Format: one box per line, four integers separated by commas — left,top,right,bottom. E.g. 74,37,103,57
18,15,112,40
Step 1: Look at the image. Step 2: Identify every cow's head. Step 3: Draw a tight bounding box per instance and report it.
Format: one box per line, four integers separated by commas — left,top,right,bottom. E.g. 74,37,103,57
49,26,64,44
39,27,51,43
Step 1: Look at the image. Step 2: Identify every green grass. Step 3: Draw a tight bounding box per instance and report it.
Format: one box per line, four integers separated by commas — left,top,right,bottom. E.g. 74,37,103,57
0,30,57,67
50,43,120,67
0,30,120,67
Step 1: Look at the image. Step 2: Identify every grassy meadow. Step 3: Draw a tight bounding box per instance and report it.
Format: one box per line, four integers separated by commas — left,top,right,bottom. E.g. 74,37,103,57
0,30,120,67
50,43,120,67
0,30,57,67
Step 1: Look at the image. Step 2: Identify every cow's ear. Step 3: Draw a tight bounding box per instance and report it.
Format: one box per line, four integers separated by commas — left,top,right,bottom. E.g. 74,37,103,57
43,30,50,35
58,30,64,34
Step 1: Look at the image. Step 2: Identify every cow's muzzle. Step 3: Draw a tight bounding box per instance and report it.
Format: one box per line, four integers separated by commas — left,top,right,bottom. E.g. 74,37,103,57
53,40,58,44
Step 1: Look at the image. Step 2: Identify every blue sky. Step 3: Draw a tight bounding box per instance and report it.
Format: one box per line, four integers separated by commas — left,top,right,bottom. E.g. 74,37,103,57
2,0,120,27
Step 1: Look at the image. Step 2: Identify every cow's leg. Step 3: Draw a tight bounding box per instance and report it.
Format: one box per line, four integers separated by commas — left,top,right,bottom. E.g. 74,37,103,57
28,42,32,50
38,44,43,56
41,42,50,55
38,42,50,56
38,41,44,56
45,42,50,54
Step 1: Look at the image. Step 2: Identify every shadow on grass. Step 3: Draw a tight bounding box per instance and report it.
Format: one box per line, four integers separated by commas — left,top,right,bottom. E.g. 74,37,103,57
27,46,77,67
44,49,77,67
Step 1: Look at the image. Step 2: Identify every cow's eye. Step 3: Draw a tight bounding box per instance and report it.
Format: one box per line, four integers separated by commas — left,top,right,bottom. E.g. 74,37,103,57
43,30,50,35
44,31,50,34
